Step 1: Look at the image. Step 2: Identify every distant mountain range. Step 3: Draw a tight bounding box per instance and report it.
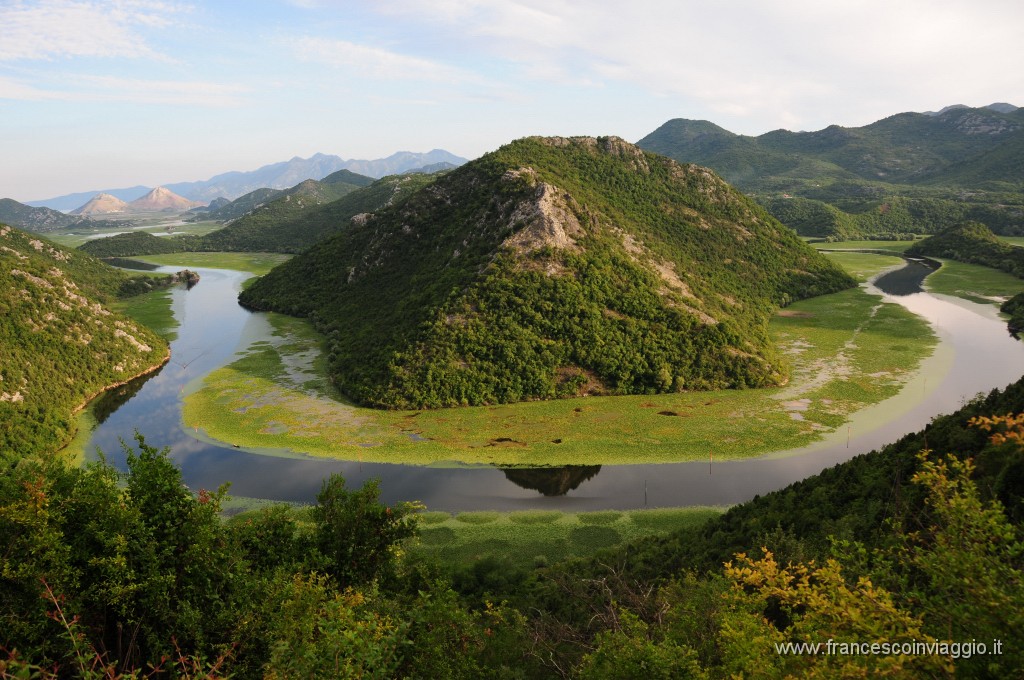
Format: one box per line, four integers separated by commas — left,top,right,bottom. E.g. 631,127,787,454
79,169,425,256
637,103,1024,238
69,187,202,215
28,150,469,211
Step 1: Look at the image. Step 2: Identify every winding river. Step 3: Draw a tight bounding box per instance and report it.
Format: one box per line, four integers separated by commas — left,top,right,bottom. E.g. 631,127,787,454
82,259,1024,511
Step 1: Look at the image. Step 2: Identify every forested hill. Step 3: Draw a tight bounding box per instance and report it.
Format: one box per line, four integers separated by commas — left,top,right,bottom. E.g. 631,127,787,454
640,105,1024,190
0,197,79,232
905,220,1024,277
240,135,854,409
638,105,1024,239
0,224,169,458
193,171,434,253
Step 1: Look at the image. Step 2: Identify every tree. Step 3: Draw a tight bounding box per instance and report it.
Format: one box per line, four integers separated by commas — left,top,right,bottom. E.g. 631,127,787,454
311,474,420,587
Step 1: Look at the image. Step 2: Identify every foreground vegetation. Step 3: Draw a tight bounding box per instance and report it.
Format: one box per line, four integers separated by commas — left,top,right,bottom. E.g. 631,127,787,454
4,377,1023,677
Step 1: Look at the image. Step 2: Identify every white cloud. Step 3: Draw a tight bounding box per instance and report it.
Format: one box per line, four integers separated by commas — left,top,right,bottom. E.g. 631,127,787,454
0,0,187,62
357,0,1024,132
0,76,63,100
79,75,249,106
289,36,476,84
0,74,248,107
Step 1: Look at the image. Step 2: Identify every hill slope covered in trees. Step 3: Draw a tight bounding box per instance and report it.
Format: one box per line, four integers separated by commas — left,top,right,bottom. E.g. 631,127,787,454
0,198,80,232
0,224,170,458
240,135,854,408
638,105,1024,239
906,221,1024,276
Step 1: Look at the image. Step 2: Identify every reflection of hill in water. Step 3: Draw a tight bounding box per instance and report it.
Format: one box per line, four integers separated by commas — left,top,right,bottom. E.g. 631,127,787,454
500,465,602,496
90,368,164,425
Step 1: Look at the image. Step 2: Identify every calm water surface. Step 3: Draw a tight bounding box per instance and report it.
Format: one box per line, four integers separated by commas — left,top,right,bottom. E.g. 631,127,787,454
84,260,1024,510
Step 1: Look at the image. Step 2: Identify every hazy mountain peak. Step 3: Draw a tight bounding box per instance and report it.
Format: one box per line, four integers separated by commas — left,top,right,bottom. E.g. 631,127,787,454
924,102,1018,116
71,193,130,216
30,151,469,209
128,186,202,212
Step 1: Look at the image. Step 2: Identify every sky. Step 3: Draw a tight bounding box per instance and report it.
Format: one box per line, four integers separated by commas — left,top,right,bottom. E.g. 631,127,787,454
2,0,1023,202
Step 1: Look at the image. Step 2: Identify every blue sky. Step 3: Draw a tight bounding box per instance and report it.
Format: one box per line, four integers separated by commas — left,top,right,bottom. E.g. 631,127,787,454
2,0,1022,201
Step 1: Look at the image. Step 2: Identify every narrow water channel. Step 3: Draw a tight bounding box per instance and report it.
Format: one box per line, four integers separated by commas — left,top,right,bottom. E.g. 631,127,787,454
83,260,1024,511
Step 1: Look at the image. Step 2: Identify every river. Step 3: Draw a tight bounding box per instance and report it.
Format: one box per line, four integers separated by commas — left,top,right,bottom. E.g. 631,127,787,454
83,259,1024,511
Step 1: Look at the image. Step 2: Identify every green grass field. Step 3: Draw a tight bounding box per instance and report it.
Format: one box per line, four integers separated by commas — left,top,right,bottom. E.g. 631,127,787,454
225,503,724,571
47,220,224,249
922,258,1024,305
136,252,292,276
822,251,905,281
410,506,724,570
181,251,938,465
814,240,915,253
998,236,1024,248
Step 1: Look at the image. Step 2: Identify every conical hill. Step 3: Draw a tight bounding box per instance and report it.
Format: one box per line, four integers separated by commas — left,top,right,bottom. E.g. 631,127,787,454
240,136,855,408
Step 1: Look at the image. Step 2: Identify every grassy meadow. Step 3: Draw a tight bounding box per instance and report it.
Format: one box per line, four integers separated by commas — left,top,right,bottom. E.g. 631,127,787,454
920,258,1024,305
181,251,940,465
46,219,225,249
998,236,1024,248
135,252,292,276
410,506,724,570
814,239,915,253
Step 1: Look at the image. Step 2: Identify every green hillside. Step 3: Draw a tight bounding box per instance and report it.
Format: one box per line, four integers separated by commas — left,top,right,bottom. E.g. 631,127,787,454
78,231,186,258
639,106,1024,239
240,136,854,409
0,198,79,232
0,224,170,458
198,187,283,222
194,171,420,253
906,221,1024,277
196,172,372,248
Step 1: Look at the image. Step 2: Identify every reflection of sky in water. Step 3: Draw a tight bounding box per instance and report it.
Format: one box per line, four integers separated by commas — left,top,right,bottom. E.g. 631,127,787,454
85,261,1024,511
